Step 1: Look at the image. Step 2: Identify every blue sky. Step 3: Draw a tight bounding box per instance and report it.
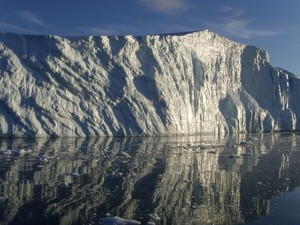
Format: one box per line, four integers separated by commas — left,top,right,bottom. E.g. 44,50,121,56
0,0,299,75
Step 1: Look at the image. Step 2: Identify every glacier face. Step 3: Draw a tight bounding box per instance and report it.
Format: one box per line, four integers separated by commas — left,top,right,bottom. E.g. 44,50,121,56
0,30,299,137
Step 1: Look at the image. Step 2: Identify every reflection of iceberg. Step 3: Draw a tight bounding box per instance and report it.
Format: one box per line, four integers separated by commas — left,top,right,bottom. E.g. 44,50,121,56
0,134,299,225
0,137,169,225
240,134,300,222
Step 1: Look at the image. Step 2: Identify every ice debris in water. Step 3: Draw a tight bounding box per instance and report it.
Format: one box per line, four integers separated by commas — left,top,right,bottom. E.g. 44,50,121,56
0,149,32,156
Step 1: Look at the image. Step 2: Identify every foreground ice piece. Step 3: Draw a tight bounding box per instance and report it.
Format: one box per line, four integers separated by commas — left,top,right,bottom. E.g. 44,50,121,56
0,30,299,137
98,216,141,225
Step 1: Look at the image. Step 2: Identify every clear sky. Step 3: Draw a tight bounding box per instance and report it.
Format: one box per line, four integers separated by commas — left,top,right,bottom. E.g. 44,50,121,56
0,0,299,75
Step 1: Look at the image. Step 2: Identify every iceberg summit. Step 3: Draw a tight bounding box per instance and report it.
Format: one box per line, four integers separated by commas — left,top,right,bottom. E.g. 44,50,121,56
0,30,299,137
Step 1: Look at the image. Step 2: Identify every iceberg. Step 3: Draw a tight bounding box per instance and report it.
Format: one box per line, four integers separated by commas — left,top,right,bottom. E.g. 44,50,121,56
0,30,299,137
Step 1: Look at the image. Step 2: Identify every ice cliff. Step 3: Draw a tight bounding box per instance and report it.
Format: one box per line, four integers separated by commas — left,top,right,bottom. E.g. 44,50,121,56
0,30,299,137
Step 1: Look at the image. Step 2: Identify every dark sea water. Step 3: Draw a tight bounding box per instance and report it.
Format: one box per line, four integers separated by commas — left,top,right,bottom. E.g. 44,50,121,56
0,133,300,225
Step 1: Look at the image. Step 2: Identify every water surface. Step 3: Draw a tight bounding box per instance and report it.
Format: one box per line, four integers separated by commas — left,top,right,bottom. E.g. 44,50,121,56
0,133,299,225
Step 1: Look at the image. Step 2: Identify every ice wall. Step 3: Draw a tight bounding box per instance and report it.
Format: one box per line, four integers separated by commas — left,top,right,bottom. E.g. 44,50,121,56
0,30,299,137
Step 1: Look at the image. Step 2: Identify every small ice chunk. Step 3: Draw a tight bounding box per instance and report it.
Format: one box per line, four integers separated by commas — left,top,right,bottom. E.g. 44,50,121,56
38,157,49,164
18,149,26,155
148,214,161,221
98,216,141,225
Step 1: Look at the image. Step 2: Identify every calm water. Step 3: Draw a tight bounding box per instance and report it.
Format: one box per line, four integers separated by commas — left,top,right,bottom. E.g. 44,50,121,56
0,133,300,225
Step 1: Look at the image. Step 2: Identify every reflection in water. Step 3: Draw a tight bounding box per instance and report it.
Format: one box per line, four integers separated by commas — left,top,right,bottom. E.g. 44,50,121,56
0,133,299,225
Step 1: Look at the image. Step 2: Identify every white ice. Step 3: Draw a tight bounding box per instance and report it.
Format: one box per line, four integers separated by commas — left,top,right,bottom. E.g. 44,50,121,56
0,30,299,137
